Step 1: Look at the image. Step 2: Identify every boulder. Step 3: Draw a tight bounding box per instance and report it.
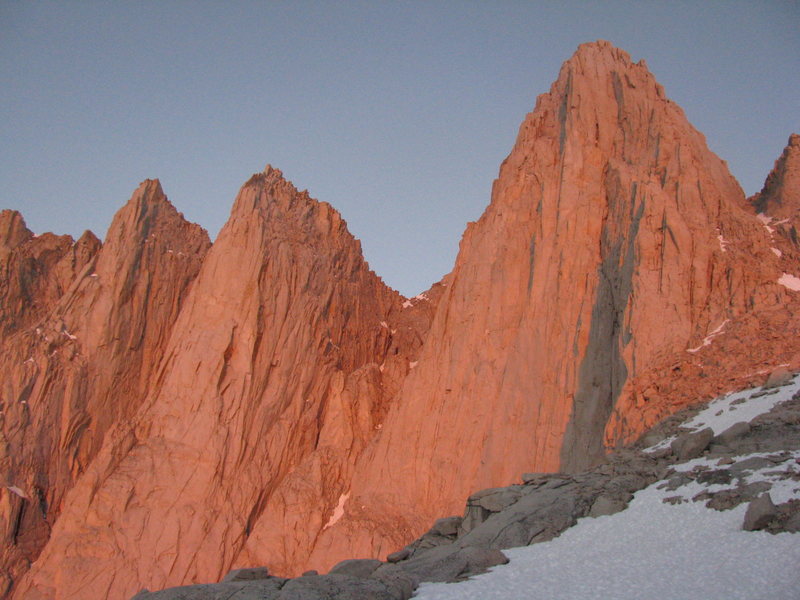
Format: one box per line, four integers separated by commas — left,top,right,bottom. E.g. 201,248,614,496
743,494,779,531
763,367,793,389
589,494,629,517
429,516,463,537
380,545,508,583
458,484,590,549
328,558,382,579
222,567,270,582
474,488,523,513
671,428,714,461
386,548,411,563
713,422,750,447
280,574,398,600
369,565,419,600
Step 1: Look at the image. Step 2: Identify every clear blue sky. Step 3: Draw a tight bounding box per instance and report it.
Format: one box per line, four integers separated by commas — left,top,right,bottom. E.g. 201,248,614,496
2,1,798,296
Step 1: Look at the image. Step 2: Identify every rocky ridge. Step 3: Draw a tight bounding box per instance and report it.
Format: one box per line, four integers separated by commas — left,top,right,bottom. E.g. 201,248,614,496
2,40,799,599
0,183,210,596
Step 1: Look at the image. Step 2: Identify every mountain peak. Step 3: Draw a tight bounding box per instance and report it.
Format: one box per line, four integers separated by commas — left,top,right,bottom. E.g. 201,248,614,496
750,133,800,221
0,209,32,249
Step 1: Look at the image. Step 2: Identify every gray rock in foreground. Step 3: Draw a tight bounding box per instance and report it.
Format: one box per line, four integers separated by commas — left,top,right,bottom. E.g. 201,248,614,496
671,427,714,460
743,494,779,531
131,579,286,600
222,567,271,582
328,558,382,579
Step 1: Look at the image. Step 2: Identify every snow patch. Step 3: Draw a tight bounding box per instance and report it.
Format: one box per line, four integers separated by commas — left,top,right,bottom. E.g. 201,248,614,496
756,213,776,235
380,321,389,329
778,272,800,291
409,361,418,369
645,373,800,452
686,319,728,353
323,492,350,530
716,229,729,252
682,373,800,435
6,485,28,499
771,247,782,257
402,293,430,309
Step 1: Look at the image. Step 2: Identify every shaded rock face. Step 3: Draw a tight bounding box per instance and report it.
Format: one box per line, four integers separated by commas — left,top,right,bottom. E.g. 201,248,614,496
3,40,800,599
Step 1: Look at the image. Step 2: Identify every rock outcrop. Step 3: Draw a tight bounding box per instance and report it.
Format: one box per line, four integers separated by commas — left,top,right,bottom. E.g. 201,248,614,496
2,40,799,599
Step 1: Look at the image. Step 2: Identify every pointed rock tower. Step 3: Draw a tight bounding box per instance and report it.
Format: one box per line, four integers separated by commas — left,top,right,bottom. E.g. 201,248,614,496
308,40,800,569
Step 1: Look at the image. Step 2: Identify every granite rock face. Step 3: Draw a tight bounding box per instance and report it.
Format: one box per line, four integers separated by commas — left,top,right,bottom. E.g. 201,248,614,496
3,41,800,599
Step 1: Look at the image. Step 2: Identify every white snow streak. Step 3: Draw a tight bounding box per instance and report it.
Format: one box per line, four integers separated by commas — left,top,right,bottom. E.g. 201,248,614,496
771,247,782,257
716,229,729,252
323,492,350,530
686,319,729,353
756,213,776,235
402,293,429,309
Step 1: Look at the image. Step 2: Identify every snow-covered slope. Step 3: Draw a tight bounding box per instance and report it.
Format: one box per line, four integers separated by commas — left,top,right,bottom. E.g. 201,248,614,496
416,376,800,600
